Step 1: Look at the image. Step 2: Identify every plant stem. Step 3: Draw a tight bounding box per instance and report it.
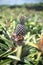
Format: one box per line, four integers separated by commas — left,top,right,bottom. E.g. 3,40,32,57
14,45,22,65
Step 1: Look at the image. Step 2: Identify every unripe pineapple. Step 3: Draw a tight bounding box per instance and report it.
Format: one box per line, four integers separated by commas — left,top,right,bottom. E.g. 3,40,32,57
15,16,26,36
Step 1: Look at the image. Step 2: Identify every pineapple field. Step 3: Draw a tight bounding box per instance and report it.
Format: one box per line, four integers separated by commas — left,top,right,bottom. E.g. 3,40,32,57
0,5,43,65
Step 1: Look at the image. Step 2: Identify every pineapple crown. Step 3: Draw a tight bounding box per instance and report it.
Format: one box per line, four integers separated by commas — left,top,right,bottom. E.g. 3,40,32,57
19,16,25,25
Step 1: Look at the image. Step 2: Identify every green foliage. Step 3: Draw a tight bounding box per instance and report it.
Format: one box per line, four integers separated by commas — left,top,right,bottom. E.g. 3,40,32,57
0,6,43,65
